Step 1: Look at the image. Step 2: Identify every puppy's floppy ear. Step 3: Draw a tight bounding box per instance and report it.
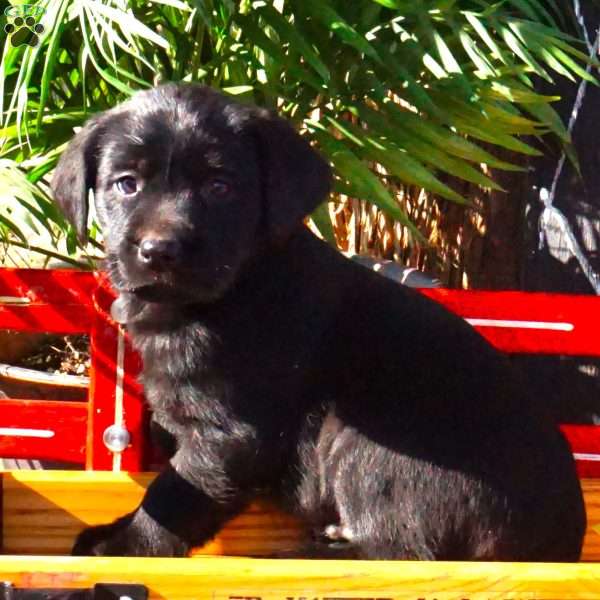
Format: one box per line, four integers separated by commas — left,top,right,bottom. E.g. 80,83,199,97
251,110,332,242
51,116,104,242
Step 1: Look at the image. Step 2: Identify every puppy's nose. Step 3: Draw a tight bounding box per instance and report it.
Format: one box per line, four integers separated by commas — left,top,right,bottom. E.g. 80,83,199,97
137,238,182,270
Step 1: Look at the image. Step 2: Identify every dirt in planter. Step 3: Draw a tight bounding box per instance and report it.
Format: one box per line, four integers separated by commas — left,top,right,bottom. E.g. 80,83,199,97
14,334,90,377
0,334,90,401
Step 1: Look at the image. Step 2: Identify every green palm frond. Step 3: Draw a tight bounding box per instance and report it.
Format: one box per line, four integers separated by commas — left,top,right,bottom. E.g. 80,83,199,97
0,0,595,260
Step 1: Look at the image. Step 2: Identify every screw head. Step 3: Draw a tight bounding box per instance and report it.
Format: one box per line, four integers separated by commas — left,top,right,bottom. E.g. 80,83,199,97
103,424,131,453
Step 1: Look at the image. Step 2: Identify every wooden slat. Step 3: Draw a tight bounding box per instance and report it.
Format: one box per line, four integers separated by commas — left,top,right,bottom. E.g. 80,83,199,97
0,269,95,333
87,282,145,471
421,289,600,356
0,269,96,305
0,305,92,333
3,555,600,600
0,471,305,556
2,470,599,562
4,268,600,470
581,479,600,562
0,400,87,463
0,268,147,470
2,471,151,555
562,425,600,478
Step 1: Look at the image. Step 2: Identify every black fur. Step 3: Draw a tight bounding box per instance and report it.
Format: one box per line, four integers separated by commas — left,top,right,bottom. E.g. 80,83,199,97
52,83,585,560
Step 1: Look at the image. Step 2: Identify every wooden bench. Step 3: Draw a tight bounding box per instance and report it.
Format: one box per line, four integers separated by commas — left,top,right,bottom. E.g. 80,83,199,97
2,269,600,475
2,267,600,599
0,269,144,470
0,469,599,599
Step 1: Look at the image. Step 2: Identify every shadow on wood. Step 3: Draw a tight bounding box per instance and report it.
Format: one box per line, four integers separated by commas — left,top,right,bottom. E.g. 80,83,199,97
2,470,600,561
0,470,306,557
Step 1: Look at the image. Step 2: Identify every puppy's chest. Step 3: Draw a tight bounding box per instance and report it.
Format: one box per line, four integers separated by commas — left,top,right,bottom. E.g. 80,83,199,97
133,326,224,414
143,375,229,426
132,318,314,421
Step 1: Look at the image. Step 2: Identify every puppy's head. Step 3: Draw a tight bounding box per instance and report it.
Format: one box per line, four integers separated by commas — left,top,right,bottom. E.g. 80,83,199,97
52,84,331,305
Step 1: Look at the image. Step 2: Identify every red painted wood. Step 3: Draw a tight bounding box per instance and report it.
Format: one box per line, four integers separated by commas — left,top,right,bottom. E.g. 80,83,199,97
87,306,117,470
87,279,144,471
0,399,86,463
0,268,146,470
561,425,600,478
120,343,145,471
0,268,95,333
0,268,96,304
0,305,92,333
2,267,600,474
421,289,600,356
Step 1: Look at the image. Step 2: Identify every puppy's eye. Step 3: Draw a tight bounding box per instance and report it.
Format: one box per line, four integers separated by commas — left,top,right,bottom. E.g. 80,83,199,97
114,176,139,196
207,179,231,197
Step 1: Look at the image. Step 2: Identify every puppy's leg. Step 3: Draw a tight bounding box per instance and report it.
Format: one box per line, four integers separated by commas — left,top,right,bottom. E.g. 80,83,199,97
149,412,183,460
303,423,440,561
73,439,248,556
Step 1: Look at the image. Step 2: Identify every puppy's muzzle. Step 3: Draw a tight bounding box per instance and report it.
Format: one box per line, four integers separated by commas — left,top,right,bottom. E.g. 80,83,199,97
138,238,182,271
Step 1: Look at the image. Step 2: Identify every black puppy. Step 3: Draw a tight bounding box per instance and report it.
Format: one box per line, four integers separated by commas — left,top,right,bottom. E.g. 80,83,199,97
52,83,585,560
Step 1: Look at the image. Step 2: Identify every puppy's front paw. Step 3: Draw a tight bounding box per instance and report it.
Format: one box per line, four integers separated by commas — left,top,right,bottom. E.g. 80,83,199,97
72,520,134,556
72,511,190,557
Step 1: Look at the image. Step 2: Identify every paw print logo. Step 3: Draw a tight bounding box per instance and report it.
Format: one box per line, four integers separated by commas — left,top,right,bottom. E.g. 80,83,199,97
4,5,45,48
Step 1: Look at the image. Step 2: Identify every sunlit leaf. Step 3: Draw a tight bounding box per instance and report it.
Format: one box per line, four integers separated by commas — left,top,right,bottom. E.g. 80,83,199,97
0,0,593,263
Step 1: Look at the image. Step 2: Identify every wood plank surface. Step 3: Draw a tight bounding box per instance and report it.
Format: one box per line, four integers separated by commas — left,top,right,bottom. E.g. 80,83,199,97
2,471,600,562
581,478,600,562
2,555,600,600
0,471,305,556
3,471,600,599
421,289,600,356
0,400,87,463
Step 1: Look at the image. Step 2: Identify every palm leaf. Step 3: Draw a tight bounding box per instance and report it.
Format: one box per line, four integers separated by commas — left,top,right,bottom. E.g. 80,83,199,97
0,0,595,263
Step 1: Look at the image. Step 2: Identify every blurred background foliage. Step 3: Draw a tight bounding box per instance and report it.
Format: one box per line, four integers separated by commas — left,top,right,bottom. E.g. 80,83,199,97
0,0,595,279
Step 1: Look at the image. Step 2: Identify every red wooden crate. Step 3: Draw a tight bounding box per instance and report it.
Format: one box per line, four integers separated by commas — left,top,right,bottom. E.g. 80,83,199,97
0,268,598,474
0,269,144,471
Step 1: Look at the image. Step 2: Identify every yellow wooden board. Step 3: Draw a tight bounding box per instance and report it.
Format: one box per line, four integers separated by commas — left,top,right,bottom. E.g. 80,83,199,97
581,478,600,562
3,470,600,561
0,555,600,600
1,470,306,556
2,471,600,599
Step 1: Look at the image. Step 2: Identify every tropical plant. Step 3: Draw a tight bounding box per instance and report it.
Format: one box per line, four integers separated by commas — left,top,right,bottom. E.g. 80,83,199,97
0,0,594,267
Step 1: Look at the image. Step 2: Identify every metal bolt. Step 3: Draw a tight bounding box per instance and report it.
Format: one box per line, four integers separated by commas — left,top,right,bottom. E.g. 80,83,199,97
103,424,131,453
